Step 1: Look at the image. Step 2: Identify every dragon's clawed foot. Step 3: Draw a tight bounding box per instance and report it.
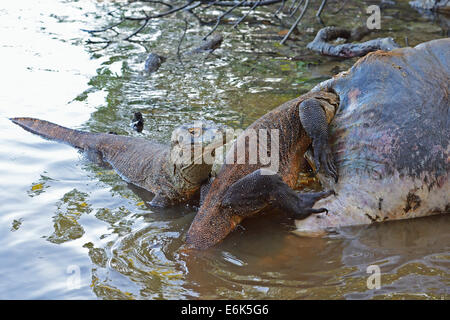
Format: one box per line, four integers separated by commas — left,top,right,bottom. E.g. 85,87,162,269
313,139,338,183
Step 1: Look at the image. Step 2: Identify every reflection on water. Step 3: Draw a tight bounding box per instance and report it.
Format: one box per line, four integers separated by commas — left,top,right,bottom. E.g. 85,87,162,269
0,0,448,299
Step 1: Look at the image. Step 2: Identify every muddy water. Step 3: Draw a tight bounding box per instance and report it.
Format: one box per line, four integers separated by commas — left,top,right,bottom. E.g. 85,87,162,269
0,0,448,299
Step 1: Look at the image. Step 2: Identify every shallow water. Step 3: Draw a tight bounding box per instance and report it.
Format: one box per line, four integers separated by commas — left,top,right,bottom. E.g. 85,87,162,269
0,0,448,299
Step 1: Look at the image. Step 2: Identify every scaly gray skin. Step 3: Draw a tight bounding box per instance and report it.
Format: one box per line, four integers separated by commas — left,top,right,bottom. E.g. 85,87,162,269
186,38,449,249
144,53,166,73
10,118,225,207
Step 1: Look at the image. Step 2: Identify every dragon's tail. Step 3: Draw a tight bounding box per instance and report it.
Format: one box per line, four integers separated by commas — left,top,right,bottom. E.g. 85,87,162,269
10,117,97,150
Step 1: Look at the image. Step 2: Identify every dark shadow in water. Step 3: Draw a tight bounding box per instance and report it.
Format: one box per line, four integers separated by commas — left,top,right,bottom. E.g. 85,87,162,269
179,212,449,299
127,182,200,219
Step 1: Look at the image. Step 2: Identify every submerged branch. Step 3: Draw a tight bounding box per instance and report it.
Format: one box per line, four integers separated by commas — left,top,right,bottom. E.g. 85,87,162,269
307,26,401,58
289,0,305,17
84,0,354,50
203,0,246,39
280,0,309,45
316,0,327,17
201,0,282,6
233,0,261,28
274,0,286,16
83,0,284,46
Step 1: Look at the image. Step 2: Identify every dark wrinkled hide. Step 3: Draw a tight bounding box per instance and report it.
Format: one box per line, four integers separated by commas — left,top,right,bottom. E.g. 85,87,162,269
294,38,449,233
318,38,449,181
10,118,191,205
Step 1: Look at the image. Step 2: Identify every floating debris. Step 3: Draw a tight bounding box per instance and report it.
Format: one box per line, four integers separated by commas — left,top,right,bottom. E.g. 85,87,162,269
131,112,144,133
144,53,166,73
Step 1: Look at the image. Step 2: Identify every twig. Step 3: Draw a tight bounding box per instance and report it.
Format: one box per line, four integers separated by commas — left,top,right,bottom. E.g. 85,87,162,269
332,0,349,14
124,2,203,40
124,18,150,40
81,19,126,34
233,0,261,28
289,0,305,17
316,0,327,17
86,39,113,51
201,0,282,7
177,19,189,66
203,0,246,39
288,0,301,13
185,1,203,11
204,0,219,9
280,0,309,45
187,9,215,25
124,1,198,21
274,0,286,16
84,0,284,50
131,0,174,8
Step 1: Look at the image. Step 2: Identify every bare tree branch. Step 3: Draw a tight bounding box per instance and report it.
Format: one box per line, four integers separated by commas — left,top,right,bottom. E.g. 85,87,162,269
332,0,349,14
289,0,305,17
201,0,282,7
84,0,285,43
307,26,400,58
177,18,189,65
274,0,286,16
124,18,151,40
81,19,126,34
233,0,261,28
280,0,309,44
289,0,301,14
203,0,246,39
124,1,199,21
82,0,343,50
129,0,174,8
316,0,327,17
